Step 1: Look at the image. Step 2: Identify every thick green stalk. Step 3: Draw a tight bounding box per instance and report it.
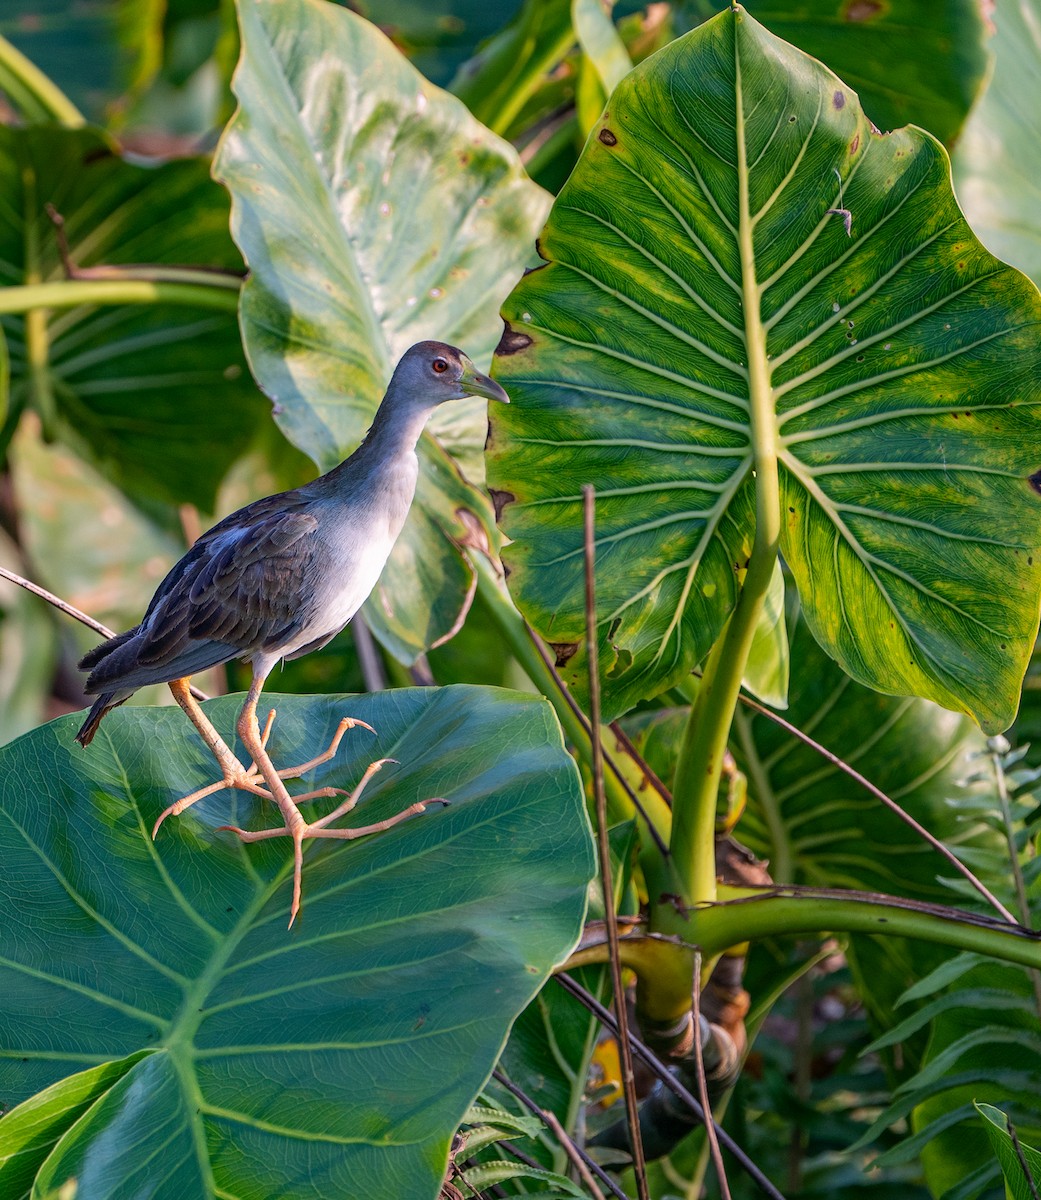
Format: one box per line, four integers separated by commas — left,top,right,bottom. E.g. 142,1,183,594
695,888,1041,970
666,51,780,910
0,278,241,316
0,33,85,127
571,891,1041,979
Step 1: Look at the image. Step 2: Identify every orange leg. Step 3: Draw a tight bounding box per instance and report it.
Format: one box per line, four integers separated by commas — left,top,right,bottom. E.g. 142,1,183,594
221,683,444,927
156,674,408,927
153,678,275,838
154,683,373,838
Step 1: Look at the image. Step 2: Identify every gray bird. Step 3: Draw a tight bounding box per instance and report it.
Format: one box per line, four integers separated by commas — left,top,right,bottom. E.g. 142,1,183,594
76,341,508,925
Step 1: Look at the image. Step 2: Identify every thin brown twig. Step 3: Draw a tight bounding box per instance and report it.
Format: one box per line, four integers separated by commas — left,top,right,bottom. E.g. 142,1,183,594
736,690,1017,924
526,623,671,857
693,950,732,1200
0,564,209,703
584,485,650,1200
1,563,116,639
492,1070,630,1200
1008,1117,1041,1200
541,1108,608,1200
555,973,787,1200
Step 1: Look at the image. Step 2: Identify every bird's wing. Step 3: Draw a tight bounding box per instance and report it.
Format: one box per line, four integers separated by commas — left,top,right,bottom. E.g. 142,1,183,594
134,504,321,668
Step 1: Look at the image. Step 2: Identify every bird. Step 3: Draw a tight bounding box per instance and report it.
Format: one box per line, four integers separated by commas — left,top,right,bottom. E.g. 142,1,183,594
76,341,509,926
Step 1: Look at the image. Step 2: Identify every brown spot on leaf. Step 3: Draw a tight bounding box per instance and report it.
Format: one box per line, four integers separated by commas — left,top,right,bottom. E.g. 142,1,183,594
833,90,846,109
599,128,618,146
489,488,516,522
1029,470,1041,495
850,133,860,154
495,322,533,357
844,0,885,20
453,507,491,556
551,641,579,667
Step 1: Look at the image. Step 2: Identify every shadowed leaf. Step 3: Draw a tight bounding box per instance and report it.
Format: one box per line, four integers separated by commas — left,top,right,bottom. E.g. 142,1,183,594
0,686,593,1200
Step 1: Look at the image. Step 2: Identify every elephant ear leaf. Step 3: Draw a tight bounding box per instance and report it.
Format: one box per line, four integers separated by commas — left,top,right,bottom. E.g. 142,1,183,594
214,0,550,665
486,4,1041,731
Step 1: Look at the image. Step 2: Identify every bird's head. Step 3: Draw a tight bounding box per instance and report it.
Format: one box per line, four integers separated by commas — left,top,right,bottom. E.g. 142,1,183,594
392,341,510,408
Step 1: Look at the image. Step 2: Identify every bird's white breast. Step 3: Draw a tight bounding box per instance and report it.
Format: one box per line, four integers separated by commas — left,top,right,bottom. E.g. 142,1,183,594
282,451,419,655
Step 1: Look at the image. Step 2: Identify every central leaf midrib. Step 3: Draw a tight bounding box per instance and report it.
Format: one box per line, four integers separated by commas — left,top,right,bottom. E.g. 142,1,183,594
733,22,781,563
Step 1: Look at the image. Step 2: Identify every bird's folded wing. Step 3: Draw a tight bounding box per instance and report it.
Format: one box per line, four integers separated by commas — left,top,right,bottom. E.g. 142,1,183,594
136,508,321,666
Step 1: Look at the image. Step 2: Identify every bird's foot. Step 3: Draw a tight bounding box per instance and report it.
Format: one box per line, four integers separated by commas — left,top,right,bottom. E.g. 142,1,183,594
151,715,377,844
219,757,447,927
152,768,275,839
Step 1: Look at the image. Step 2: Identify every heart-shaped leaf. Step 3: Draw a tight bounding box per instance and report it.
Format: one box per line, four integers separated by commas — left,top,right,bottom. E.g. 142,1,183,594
214,0,550,663
0,686,592,1200
486,4,1041,731
0,124,261,512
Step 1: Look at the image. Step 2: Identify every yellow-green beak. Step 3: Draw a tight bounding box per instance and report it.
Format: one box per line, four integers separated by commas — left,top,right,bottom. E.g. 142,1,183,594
460,359,510,403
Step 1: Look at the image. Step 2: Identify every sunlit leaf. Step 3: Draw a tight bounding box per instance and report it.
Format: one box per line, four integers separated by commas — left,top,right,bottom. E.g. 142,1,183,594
214,0,550,662
487,5,1041,730
954,0,1041,288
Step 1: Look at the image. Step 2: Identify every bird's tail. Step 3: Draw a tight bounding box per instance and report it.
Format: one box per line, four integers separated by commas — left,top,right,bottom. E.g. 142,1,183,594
75,693,129,747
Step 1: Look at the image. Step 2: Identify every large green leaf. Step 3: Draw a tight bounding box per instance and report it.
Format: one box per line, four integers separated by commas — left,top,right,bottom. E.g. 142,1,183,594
954,0,1041,289
0,686,592,1200
214,0,550,663
486,5,1041,730
737,0,991,147
0,124,261,511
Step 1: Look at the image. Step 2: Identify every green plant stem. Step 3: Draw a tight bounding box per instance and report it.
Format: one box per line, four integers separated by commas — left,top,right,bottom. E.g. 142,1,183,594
470,550,671,839
451,8,576,136
0,33,85,127
666,59,781,912
0,278,241,315
22,174,57,435
570,890,1041,975
695,888,1041,969
732,705,792,882
989,740,1041,1022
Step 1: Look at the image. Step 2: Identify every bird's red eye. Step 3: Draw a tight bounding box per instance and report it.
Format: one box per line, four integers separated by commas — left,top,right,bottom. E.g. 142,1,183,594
432,358,449,374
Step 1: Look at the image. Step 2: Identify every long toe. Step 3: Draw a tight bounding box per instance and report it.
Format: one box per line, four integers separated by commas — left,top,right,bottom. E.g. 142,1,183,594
153,773,275,839
273,716,378,780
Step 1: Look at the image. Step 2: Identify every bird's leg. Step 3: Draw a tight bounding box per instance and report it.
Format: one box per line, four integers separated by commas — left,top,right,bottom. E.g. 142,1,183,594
153,677,274,838
229,673,312,926
170,676,247,778
221,684,444,927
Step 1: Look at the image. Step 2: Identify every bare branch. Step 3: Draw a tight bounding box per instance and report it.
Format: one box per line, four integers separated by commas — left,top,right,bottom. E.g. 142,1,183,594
583,485,650,1200
492,1069,629,1200
736,690,1017,924
557,973,787,1200
0,564,209,703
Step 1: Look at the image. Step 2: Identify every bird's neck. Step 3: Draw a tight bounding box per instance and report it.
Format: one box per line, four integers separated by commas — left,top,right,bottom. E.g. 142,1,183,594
325,394,433,486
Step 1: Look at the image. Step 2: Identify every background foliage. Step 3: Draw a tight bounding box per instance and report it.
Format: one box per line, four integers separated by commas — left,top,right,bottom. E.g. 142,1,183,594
2,2,1041,1199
